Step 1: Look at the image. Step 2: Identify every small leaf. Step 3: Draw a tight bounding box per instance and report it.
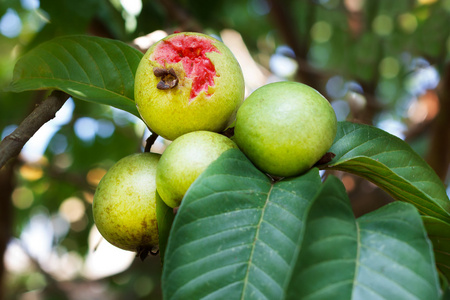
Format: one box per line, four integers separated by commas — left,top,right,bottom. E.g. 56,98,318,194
288,177,441,300
156,192,174,264
161,149,323,300
8,35,143,116
422,216,450,282
324,121,450,223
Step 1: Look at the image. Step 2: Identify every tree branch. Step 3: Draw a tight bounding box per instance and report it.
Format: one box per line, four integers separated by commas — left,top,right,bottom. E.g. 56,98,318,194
427,62,450,181
0,90,69,170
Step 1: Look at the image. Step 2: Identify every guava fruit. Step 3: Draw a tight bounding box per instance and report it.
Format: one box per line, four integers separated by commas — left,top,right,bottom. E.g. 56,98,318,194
233,81,337,177
92,153,161,256
156,131,237,208
135,32,245,141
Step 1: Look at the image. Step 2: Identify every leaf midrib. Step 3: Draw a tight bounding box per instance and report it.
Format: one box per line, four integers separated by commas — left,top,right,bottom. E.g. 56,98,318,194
10,77,135,103
240,183,274,300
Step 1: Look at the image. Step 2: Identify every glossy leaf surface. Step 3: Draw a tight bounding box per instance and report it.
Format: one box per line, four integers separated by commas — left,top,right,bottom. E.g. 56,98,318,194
323,121,450,223
8,35,142,116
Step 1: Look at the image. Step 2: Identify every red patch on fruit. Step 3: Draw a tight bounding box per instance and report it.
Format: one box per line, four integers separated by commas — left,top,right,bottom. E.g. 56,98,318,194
153,35,220,100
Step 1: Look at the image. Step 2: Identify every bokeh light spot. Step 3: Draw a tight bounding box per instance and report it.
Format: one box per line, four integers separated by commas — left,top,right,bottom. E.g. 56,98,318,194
311,21,333,43
331,100,351,121
379,56,400,79
344,0,365,12
1,124,18,140
398,13,418,34
21,0,40,10
249,0,271,16
0,9,22,38
326,76,347,98
12,187,34,209
418,0,438,4
19,164,44,181
59,197,85,223
120,0,142,16
74,117,98,142
97,119,115,138
372,15,393,36
87,168,107,187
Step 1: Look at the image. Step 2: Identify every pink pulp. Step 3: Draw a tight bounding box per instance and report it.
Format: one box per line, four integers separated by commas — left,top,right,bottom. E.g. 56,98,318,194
152,34,220,100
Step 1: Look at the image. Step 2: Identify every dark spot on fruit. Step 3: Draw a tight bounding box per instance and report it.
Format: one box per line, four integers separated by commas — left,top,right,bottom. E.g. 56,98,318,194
141,220,148,229
153,67,179,90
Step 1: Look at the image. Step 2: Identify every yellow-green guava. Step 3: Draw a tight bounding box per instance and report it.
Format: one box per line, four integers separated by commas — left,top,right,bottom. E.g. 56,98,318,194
156,131,237,208
92,153,161,255
134,32,245,141
233,81,337,177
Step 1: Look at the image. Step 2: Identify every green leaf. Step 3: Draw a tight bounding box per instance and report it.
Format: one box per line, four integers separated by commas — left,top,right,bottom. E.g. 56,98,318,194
161,149,323,299
7,35,143,117
323,121,450,223
422,216,450,282
162,149,440,299
288,177,440,299
156,192,174,264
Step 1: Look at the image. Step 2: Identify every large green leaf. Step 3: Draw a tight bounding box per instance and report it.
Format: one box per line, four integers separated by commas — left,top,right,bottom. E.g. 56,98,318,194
162,149,323,299
323,121,450,223
162,149,440,299
7,35,142,116
288,176,440,300
422,216,450,282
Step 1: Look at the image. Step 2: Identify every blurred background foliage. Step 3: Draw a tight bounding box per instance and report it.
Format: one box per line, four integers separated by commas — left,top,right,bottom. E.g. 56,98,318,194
0,0,449,299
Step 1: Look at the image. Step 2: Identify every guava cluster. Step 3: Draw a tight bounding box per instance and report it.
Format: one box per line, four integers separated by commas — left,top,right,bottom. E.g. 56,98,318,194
92,32,337,255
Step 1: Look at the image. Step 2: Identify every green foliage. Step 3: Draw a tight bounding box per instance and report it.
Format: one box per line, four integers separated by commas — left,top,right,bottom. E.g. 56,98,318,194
7,35,142,116
422,217,450,281
2,0,450,299
325,121,450,222
162,149,441,299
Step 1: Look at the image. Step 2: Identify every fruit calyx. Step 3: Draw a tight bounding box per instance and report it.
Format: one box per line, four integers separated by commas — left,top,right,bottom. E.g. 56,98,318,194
136,245,159,261
154,67,178,90
152,34,220,100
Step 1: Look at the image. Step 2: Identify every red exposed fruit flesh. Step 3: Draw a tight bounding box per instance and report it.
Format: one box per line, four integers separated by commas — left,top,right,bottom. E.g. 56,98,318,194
152,35,220,100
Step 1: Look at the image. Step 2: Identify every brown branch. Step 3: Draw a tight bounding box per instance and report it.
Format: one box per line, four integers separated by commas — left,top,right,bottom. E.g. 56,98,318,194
427,63,450,181
0,90,69,170
0,161,14,300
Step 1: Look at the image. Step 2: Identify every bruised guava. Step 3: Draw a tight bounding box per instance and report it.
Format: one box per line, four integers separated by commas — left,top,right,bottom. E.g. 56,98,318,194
92,153,161,257
233,81,337,177
156,131,237,208
135,32,245,141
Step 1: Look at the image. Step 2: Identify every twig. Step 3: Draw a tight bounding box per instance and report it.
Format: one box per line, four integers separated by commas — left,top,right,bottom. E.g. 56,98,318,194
144,133,159,152
0,90,69,170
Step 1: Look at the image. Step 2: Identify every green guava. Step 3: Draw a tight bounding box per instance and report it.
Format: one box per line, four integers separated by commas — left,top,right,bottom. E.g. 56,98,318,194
156,131,237,208
134,32,245,141
92,153,161,256
233,81,337,177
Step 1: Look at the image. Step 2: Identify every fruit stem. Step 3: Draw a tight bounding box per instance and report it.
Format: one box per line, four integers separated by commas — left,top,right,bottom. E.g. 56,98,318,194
144,132,159,152
136,245,159,261
314,152,336,166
